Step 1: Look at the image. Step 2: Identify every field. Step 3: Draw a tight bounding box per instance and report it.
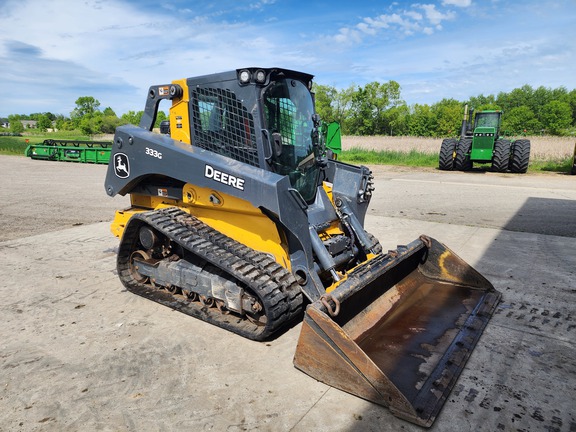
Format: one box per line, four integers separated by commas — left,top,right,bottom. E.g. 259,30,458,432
340,135,575,172
342,135,575,159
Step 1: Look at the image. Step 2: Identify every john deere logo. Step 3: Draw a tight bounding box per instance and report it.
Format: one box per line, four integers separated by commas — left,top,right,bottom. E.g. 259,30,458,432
114,153,130,178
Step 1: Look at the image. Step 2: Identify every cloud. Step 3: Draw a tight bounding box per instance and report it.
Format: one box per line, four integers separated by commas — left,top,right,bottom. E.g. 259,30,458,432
0,48,139,115
0,0,301,115
249,0,277,10
326,3,458,47
442,0,472,7
0,0,574,116
419,4,455,26
4,40,43,57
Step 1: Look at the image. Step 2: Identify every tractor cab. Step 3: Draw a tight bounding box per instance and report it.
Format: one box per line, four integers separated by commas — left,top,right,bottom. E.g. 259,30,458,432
470,110,502,162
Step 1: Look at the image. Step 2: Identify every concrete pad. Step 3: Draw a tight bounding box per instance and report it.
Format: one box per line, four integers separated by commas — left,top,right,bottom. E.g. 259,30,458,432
2,215,575,431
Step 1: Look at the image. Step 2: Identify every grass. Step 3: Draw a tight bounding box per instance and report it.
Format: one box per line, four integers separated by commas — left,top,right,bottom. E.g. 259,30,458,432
529,157,574,173
339,148,438,167
0,136,44,155
338,147,573,173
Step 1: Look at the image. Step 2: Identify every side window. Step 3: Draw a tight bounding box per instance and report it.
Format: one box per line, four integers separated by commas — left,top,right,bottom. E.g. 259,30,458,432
265,97,296,146
192,87,259,167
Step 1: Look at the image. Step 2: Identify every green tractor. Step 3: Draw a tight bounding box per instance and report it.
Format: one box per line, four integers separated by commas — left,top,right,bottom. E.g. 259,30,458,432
439,106,531,173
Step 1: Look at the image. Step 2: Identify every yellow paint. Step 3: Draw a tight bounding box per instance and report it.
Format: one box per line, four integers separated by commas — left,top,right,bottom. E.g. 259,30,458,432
169,78,191,144
437,249,453,278
320,181,345,237
110,208,146,238
325,275,346,294
324,251,383,293
110,184,290,269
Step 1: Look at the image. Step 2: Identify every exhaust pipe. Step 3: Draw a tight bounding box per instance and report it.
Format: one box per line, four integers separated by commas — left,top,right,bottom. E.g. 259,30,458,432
460,104,469,137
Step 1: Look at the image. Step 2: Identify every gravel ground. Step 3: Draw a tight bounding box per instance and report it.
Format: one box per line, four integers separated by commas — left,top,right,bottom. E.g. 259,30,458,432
0,156,129,242
1,154,575,432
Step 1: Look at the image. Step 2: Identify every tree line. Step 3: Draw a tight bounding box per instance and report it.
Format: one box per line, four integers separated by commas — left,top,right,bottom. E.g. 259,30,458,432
314,83,576,137
3,83,576,137
3,96,167,135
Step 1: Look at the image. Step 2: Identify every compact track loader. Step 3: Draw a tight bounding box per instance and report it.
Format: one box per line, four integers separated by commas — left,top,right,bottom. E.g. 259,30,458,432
104,68,501,427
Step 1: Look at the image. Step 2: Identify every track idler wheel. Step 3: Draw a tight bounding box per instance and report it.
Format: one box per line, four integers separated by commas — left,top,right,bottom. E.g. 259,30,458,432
129,250,150,284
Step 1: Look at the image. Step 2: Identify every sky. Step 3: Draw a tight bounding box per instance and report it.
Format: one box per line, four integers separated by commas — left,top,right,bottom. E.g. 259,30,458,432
0,0,575,118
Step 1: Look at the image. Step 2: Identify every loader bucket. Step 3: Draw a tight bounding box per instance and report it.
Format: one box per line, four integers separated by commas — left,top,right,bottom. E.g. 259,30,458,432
293,236,501,427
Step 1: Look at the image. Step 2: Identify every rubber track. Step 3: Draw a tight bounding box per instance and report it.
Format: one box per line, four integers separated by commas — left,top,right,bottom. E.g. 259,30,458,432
117,207,303,341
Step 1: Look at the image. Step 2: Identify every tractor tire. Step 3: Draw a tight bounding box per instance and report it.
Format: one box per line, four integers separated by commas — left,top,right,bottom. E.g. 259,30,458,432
454,138,472,171
491,139,511,172
438,138,457,170
509,139,530,173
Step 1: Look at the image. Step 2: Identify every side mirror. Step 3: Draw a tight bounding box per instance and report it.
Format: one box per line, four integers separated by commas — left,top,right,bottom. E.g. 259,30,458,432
312,114,321,127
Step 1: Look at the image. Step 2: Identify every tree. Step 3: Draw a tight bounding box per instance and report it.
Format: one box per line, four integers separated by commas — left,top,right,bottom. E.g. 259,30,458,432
468,94,496,108
77,111,104,136
383,104,409,136
431,99,463,137
99,107,122,133
37,114,53,132
497,85,533,112
540,101,572,135
501,106,541,135
564,89,576,125
121,111,143,126
348,81,403,135
103,107,116,117
55,115,75,131
331,85,355,134
471,103,500,112
154,111,168,129
531,86,566,119
7,115,24,133
313,83,356,134
79,117,94,135
71,96,101,119
10,119,24,134
407,104,437,137
313,84,338,124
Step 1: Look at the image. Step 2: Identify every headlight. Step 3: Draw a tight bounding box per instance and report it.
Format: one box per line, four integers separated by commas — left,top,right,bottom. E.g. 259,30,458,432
255,69,266,83
239,69,251,84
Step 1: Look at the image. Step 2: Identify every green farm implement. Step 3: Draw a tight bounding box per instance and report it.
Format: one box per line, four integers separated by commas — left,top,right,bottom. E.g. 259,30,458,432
322,121,342,160
25,139,112,164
